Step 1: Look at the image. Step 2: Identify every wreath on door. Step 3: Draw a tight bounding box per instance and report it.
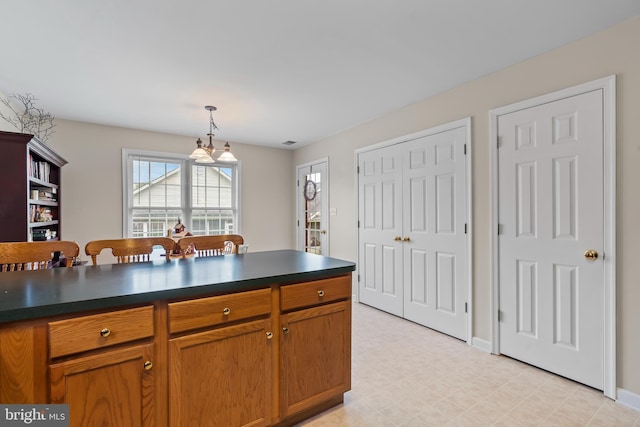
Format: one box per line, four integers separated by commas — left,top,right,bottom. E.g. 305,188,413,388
303,179,317,201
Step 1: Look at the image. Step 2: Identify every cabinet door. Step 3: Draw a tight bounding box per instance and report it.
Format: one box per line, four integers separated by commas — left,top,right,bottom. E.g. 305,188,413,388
169,318,272,427
50,343,154,427
281,300,351,418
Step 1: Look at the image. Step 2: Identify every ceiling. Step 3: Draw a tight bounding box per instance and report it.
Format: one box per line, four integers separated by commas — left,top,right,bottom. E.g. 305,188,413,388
1,1,639,149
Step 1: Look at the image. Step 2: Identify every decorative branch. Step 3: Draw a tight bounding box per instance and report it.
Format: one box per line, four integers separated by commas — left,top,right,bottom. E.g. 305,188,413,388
0,93,56,142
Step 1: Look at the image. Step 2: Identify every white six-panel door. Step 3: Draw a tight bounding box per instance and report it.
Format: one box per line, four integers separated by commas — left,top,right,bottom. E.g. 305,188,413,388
402,127,468,339
358,144,404,316
497,90,605,389
358,120,469,340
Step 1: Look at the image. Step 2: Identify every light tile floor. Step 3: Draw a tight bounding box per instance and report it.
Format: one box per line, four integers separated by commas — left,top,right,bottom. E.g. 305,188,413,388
298,302,639,427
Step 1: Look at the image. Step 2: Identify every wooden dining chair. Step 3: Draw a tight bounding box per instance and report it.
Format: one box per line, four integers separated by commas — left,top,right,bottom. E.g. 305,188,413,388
0,241,80,272
176,234,244,258
84,237,176,265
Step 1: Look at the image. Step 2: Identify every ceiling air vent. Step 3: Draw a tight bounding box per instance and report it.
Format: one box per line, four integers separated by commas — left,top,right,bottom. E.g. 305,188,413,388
282,140,297,146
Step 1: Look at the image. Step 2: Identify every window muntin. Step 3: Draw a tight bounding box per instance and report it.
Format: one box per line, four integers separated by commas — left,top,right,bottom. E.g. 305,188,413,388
304,171,322,254
124,151,238,238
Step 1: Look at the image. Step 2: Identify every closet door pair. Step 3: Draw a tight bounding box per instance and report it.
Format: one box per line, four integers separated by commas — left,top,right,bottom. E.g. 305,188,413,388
358,125,468,340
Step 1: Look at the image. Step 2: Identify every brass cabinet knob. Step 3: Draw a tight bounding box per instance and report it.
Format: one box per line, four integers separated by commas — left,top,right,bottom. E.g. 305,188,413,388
320,230,327,235
402,237,411,242
144,361,153,371
317,290,325,297
223,307,231,316
100,328,111,338
282,327,289,333
266,332,273,340
584,249,599,261
394,236,402,241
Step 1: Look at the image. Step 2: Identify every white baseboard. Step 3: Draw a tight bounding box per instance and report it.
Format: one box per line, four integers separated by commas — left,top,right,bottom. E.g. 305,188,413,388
617,388,640,412
471,337,492,353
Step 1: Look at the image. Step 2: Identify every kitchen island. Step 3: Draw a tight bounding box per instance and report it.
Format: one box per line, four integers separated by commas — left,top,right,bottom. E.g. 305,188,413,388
0,250,356,426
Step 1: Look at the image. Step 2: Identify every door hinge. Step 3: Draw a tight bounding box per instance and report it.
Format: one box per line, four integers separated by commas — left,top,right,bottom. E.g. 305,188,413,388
297,179,299,187
464,223,468,234
497,136,502,148
357,165,360,174
297,220,299,227
498,310,502,322
357,220,360,228
357,274,361,283
465,302,468,313
463,144,467,155
497,224,503,235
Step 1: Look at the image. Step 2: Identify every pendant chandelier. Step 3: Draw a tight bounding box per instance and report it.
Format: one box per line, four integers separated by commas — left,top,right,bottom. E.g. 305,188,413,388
189,105,238,163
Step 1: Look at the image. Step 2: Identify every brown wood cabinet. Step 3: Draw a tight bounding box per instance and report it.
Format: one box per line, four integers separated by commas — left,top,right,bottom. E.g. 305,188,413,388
0,273,352,427
280,277,352,419
169,319,272,426
168,288,273,426
0,130,67,242
50,343,155,427
46,306,156,427
48,306,154,358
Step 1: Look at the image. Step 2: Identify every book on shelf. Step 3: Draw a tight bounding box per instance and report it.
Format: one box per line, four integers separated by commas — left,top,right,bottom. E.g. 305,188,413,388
32,207,54,223
29,155,52,182
36,190,56,201
30,186,57,202
32,229,56,241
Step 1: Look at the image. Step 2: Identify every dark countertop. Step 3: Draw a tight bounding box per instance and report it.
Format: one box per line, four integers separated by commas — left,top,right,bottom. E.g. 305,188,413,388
0,250,356,324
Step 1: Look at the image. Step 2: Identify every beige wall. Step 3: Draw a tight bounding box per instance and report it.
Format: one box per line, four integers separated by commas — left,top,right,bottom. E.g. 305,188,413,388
294,16,640,395
43,119,295,256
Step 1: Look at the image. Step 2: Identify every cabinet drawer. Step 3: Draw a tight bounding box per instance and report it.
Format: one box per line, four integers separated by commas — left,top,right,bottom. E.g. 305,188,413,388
281,275,351,312
48,306,154,358
169,288,271,334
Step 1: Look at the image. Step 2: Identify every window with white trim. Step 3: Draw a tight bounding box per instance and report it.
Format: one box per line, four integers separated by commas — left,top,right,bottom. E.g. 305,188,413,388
123,150,239,237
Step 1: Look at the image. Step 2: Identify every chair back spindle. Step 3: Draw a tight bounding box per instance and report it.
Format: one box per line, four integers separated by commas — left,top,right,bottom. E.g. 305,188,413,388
0,241,80,272
176,235,244,258
84,237,176,265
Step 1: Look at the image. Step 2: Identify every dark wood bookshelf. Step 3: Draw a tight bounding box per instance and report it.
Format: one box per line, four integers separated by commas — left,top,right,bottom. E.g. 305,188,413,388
0,130,67,242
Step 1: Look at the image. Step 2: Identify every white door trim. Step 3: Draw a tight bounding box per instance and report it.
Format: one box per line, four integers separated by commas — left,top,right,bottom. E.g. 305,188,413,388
355,117,473,345
490,75,616,398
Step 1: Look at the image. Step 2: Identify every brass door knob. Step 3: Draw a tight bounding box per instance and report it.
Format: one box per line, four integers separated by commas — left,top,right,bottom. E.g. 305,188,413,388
402,237,411,242
584,249,598,261
100,328,111,338
320,230,327,235
394,236,402,241
144,361,153,371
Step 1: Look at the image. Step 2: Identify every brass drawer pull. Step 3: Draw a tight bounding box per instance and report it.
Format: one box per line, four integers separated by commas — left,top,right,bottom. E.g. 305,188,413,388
100,328,111,338
223,307,231,316
144,361,153,371
317,290,325,297
282,327,289,333
266,332,273,340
